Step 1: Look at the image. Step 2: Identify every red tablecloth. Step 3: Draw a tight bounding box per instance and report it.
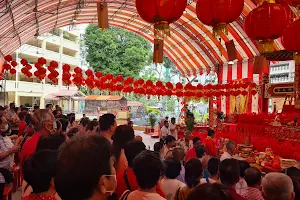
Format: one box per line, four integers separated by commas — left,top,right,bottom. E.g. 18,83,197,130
219,123,300,159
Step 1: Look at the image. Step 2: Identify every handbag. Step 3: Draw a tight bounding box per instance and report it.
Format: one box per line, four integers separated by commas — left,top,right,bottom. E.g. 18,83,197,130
0,168,13,184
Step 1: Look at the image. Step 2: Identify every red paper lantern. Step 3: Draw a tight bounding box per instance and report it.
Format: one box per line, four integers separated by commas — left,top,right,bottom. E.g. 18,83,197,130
4,55,13,62
156,81,163,87
176,83,183,90
63,73,71,80
196,0,244,37
35,63,42,69
241,91,248,96
85,69,94,77
20,59,28,66
3,63,11,70
34,71,40,77
26,72,32,78
244,1,290,53
116,75,124,82
282,18,300,52
251,90,258,96
74,67,82,74
52,78,58,84
165,82,173,90
63,64,71,71
25,64,32,70
106,73,114,80
11,61,17,67
38,57,47,65
146,80,153,87
50,61,58,68
10,68,16,74
136,0,187,37
95,72,103,79
48,74,53,80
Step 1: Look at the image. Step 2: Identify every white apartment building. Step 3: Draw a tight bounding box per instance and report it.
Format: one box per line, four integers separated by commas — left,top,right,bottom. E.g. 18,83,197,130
269,60,295,84
4,28,85,113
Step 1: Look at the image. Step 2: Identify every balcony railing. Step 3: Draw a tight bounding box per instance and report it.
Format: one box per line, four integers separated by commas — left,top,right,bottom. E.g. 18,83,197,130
5,80,78,95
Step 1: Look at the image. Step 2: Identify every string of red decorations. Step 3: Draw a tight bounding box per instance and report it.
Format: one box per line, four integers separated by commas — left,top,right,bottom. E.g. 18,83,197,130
2,56,257,98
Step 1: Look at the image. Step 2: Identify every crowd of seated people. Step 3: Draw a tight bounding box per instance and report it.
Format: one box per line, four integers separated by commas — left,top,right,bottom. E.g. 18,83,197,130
0,105,300,200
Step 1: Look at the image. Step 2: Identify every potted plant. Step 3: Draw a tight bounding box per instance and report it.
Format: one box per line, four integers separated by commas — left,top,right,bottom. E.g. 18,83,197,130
149,113,157,132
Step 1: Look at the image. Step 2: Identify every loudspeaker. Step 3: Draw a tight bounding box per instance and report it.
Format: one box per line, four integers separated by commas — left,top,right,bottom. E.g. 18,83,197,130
153,39,164,63
97,3,109,29
225,40,237,61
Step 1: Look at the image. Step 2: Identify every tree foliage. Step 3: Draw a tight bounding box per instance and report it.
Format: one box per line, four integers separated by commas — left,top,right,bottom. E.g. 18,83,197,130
83,25,152,78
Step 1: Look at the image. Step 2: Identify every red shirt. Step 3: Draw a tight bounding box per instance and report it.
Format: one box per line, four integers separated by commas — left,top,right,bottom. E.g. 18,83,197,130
185,147,196,161
18,121,27,137
20,132,41,177
228,188,247,200
203,137,218,157
115,167,165,199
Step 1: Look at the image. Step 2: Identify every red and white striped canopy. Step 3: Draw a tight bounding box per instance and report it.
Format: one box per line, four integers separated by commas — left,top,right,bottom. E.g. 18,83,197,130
0,0,287,76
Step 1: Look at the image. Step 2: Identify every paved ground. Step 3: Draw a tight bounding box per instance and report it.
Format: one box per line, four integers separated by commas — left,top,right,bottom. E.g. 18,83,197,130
134,130,160,150
11,131,158,199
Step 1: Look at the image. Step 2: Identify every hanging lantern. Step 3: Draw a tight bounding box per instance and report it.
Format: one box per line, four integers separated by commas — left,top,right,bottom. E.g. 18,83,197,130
196,0,244,37
4,55,13,62
136,0,187,38
282,18,300,108
20,59,28,66
97,2,109,30
38,57,47,65
153,39,164,63
244,1,290,53
282,18,300,60
85,69,94,77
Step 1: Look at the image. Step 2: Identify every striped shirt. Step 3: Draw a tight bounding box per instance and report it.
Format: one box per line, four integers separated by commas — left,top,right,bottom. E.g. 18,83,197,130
0,135,12,183
240,187,264,200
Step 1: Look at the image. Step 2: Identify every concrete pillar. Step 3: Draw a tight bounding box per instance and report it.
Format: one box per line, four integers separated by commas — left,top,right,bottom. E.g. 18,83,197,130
15,52,19,106
261,73,270,113
68,97,72,112
40,96,45,108
58,30,63,89
41,40,46,50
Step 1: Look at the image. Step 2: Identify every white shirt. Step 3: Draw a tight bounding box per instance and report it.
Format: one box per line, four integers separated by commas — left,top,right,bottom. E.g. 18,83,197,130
236,178,248,195
161,126,170,138
220,152,232,161
161,178,186,200
3,136,14,168
125,190,166,200
169,123,178,140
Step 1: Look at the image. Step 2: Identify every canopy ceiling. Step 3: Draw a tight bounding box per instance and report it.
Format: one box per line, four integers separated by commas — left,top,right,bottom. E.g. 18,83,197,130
0,0,290,76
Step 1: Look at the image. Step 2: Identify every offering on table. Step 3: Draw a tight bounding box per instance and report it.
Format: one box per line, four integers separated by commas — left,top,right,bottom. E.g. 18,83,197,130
246,157,256,163
237,144,254,158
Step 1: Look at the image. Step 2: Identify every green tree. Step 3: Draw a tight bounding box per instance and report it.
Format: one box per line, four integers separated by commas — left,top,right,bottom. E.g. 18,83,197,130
139,66,158,82
83,25,152,78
